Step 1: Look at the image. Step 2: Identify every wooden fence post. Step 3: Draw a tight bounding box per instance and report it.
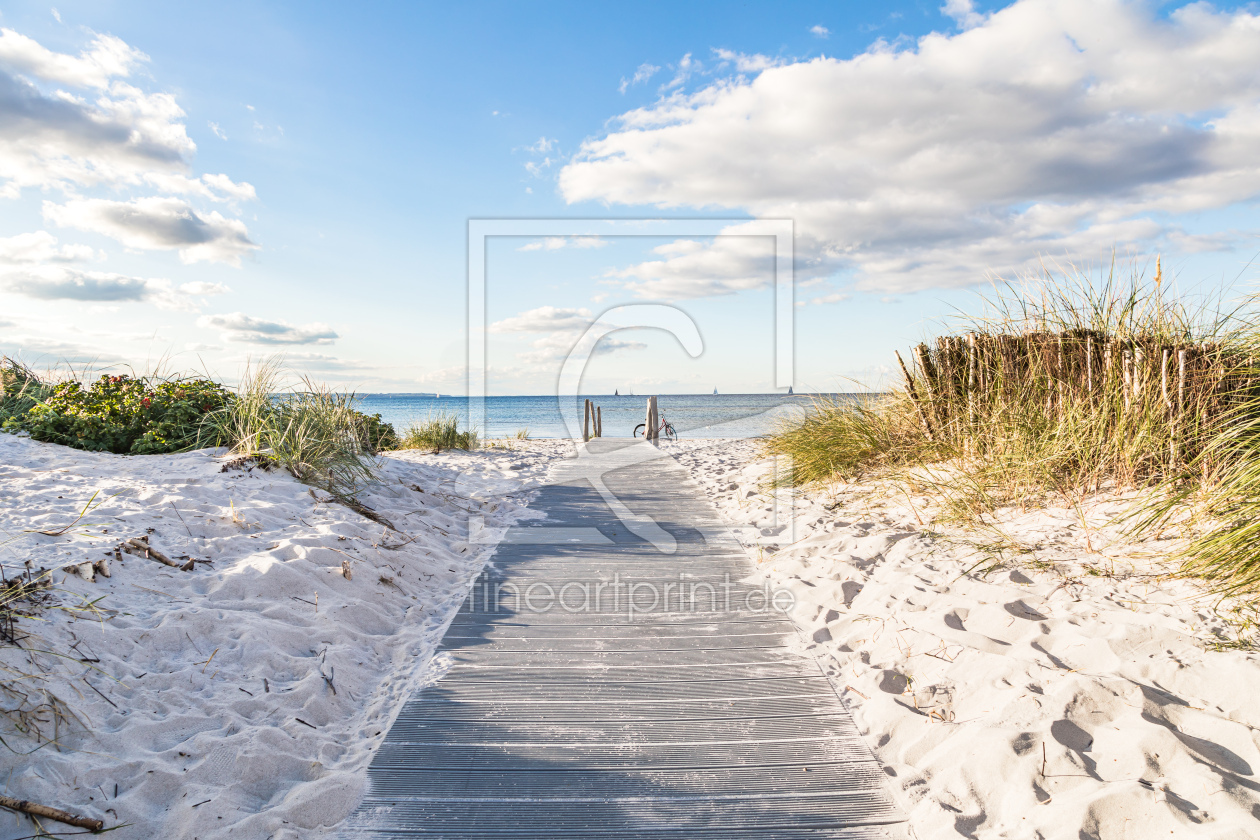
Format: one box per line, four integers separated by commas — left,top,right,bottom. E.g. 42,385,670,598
582,399,591,442
596,406,602,438
896,351,934,442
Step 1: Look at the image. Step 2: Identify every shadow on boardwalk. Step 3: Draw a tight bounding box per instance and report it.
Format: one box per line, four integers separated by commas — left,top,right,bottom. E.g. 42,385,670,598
340,441,907,839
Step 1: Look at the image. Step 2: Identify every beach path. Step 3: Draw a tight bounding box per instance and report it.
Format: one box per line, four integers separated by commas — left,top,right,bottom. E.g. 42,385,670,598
340,439,907,838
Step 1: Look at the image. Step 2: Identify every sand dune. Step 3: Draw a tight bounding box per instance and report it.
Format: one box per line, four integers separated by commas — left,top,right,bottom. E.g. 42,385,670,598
670,438,1260,840
0,435,558,840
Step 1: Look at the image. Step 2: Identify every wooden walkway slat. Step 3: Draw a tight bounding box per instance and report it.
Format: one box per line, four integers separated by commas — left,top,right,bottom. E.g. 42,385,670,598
340,440,906,839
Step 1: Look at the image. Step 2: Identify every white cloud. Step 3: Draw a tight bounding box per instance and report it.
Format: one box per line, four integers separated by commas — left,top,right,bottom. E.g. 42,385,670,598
712,49,779,74
605,236,776,299
515,332,645,365
0,28,146,88
178,280,230,297
942,0,985,29
0,230,94,264
517,236,609,252
560,0,1260,295
3,267,219,310
808,292,851,305
198,312,339,345
810,25,830,38
45,197,258,265
489,305,648,365
527,137,555,154
663,53,696,91
619,62,660,94
208,121,226,140
50,9,61,24
490,306,594,333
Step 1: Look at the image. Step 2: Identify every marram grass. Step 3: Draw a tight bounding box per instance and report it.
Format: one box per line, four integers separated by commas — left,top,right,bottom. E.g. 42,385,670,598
766,262,1260,599
397,413,479,452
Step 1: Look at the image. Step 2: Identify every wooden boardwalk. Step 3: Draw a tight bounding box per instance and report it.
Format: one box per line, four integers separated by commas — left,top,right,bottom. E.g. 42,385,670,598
342,441,906,839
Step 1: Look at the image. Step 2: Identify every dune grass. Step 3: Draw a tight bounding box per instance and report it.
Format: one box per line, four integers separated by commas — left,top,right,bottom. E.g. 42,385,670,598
765,262,1260,598
396,413,479,452
208,361,392,497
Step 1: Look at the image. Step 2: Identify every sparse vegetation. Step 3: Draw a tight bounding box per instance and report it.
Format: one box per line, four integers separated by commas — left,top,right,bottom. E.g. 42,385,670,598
397,413,479,452
208,361,396,497
765,260,1260,598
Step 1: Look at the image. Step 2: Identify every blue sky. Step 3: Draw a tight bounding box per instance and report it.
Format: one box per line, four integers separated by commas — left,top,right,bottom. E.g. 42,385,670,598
1,0,1258,394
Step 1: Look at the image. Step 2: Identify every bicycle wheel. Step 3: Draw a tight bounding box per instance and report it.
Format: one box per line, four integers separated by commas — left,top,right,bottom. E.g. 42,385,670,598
663,423,677,441
633,423,646,437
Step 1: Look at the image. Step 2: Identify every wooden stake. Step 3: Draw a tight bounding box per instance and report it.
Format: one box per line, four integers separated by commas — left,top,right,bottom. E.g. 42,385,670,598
582,399,591,442
596,406,602,438
1086,335,1094,394
1161,348,1171,412
0,795,103,831
896,351,934,442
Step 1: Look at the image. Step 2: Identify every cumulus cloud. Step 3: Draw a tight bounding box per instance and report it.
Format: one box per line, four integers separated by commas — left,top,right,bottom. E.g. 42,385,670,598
490,306,594,333
560,0,1260,295
0,28,146,88
810,25,830,38
3,267,225,310
199,312,339,345
0,231,94,264
941,0,985,29
0,62,193,197
517,236,609,252
712,49,780,74
45,197,258,265
515,332,646,365
489,305,647,364
605,236,776,299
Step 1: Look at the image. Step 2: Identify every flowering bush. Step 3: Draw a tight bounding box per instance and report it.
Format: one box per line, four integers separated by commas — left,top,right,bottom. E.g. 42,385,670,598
8,374,233,454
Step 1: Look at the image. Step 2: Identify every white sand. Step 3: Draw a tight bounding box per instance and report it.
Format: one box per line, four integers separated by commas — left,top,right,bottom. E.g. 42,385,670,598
669,438,1260,840
0,434,568,840
6,432,1260,839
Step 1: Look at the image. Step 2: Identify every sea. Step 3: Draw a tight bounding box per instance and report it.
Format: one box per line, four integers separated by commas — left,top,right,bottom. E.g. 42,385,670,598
355,393,846,439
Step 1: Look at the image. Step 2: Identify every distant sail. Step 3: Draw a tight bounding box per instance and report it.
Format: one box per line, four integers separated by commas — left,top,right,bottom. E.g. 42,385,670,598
788,386,794,395
614,389,619,396
713,387,718,395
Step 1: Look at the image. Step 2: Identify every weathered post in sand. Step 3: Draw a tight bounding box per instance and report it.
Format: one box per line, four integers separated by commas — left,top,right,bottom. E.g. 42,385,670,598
645,396,659,442
582,399,591,442
596,406,602,438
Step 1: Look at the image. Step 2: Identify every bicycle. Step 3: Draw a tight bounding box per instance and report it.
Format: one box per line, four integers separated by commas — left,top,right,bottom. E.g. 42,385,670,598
634,411,677,441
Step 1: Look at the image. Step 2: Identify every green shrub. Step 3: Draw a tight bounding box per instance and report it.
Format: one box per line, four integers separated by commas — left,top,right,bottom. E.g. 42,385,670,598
397,414,479,452
3,369,231,454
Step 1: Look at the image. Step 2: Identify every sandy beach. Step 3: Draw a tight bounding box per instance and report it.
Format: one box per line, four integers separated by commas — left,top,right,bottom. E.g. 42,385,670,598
2,434,1259,839
0,435,566,840
670,438,1260,840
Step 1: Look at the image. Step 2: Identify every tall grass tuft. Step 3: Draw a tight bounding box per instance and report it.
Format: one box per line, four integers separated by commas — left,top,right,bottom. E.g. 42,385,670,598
0,358,54,426
397,414,479,452
766,261,1257,529
209,360,384,496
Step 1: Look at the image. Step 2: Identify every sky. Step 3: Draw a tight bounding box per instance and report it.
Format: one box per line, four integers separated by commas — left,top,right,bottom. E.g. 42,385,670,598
1,0,1258,395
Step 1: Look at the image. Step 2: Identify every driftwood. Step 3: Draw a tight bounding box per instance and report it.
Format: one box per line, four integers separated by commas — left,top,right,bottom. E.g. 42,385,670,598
0,794,103,830
308,489,398,531
123,537,194,572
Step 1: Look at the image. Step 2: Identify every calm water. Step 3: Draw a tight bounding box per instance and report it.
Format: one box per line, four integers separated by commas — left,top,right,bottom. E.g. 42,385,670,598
355,393,847,439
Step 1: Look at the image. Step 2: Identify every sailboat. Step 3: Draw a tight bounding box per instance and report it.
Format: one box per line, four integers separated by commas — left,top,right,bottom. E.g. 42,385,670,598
713,386,718,395
788,386,794,395
614,389,619,396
